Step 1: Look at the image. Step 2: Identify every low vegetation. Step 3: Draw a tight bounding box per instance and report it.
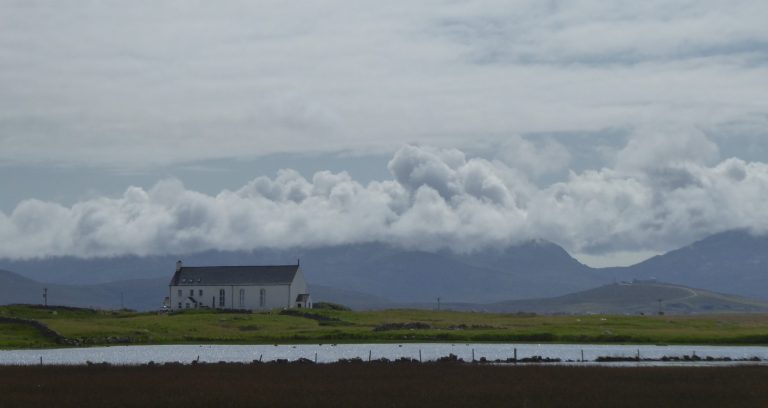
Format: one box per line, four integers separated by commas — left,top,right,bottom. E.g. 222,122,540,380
0,321,57,348
1,304,768,349
2,363,768,408
313,301,352,311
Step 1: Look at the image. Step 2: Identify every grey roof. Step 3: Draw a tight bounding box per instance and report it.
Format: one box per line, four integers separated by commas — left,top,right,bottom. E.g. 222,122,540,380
170,265,299,286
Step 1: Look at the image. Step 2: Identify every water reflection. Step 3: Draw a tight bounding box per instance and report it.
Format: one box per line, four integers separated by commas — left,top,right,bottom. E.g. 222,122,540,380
1,343,767,366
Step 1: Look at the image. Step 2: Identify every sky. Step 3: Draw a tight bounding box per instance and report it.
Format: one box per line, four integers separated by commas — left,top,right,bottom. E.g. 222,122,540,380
1,1,767,266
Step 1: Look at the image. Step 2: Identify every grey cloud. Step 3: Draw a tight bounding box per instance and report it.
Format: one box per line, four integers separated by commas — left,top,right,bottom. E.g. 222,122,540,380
494,135,571,177
0,1,766,167
388,145,466,200
615,126,720,171
440,1,768,66
647,166,703,191
720,159,747,182
3,138,768,259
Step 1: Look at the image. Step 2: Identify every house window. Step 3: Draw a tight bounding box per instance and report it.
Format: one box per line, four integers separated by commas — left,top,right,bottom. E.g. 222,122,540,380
177,289,182,297
219,289,226,307
185,303,190,309
259,288,266,307
189,289,194,297
239,289,245,308
178,302,182,309
199,289,203,296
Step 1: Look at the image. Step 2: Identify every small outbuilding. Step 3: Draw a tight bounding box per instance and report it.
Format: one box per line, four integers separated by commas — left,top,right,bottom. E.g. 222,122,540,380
168,261,311,311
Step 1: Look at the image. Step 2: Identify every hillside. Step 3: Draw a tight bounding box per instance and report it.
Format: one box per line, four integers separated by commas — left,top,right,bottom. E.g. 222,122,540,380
612,231,768,300
1,231,767,307
0,241,608,304
309,284,392,310
3,266,767,314
4,304,768,348
482,281,768,315
0,269,393,311
0,269,167,310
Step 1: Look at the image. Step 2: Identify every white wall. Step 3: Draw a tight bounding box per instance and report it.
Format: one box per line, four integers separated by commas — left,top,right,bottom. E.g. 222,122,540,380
239,284,291,310
289,268,309,308
169,285,219,310
169,284,292,311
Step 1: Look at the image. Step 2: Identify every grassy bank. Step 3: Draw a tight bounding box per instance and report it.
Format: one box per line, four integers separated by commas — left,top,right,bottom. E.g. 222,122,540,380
2,363,768,408
0,321,54,348
1,304,768,349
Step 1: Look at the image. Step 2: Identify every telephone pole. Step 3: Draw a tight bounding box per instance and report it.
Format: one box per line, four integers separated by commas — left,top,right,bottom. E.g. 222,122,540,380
437,297,441,311
43,288,48,307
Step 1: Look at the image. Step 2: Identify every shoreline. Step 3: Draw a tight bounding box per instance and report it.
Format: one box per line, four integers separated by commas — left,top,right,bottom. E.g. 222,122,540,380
3,342,767,367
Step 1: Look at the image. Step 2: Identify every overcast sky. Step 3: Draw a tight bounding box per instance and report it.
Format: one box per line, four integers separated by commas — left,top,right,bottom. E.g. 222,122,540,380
1,1,767,266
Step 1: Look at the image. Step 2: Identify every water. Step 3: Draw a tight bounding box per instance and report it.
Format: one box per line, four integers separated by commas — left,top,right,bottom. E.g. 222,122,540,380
2,343,767,366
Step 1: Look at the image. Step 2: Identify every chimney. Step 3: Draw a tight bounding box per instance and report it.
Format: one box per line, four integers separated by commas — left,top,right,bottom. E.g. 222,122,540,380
176,260,183,272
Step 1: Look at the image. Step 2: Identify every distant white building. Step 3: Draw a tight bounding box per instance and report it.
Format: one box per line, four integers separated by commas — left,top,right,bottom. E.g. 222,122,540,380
168,261,311,311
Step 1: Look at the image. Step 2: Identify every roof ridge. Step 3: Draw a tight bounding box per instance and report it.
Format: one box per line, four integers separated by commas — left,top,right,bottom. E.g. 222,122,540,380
172,264,300,286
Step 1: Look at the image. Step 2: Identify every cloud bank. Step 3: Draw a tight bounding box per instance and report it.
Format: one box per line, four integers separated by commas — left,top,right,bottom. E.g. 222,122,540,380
0,1,767,166
3,134,768,259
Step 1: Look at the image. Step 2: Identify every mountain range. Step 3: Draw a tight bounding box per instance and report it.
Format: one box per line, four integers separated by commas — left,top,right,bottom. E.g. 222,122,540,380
0,230,766,310
460,281,768,314
0,240,606,304
606,230,768,300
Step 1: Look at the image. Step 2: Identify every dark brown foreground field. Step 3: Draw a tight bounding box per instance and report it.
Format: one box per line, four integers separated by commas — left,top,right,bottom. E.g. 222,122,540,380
2,363,767,408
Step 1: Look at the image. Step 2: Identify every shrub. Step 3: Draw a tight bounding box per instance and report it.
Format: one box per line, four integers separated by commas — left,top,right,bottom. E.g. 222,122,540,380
313,302,351,311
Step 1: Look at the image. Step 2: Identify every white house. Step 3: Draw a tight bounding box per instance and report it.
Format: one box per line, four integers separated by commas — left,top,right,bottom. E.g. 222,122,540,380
168,261,311,311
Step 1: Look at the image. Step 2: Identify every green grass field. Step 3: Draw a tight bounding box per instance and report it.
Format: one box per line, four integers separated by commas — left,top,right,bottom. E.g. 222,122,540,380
2,304,768,349
0,321,56,348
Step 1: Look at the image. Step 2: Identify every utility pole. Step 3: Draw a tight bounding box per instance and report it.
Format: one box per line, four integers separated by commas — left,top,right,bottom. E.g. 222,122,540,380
43,288,47,307
657,299,663,315
120,292,124,309
437,297,441,311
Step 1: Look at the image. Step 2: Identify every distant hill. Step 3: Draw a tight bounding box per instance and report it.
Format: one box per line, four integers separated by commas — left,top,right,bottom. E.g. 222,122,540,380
0,241,608,304
3,268,766,314
302,242,605,302
1,230,766,306
610,231,768,300
308,284,393,310
0,268,393,311
479,281,768,314
0,269,167,311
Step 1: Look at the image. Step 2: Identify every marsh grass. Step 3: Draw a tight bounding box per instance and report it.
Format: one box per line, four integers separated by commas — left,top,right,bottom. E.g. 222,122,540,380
1,363,767,408
0,322,57,348
2,305,768,348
